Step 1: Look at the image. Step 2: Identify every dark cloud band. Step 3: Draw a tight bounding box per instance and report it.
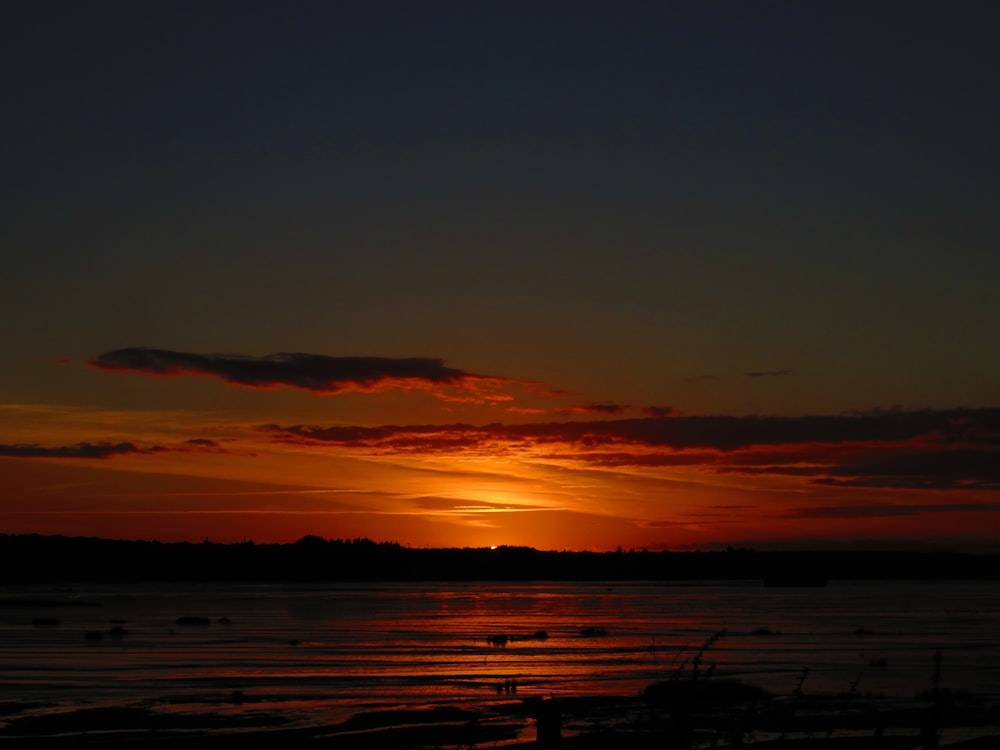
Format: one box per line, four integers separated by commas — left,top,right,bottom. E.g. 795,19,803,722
89,347,504,395
261,408,1000,488
262,408,1000,452
0,442,145,458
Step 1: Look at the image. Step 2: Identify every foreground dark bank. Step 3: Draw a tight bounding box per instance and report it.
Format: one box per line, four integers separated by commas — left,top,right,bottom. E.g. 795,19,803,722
3,533,1000,583
2,686,999,749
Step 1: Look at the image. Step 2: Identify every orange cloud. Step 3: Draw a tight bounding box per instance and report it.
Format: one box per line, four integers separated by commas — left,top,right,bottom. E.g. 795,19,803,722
259,408,1000,490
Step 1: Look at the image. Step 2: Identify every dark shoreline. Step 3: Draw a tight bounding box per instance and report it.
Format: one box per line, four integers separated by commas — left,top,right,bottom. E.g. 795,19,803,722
3,690,999,749
4,533,1000,584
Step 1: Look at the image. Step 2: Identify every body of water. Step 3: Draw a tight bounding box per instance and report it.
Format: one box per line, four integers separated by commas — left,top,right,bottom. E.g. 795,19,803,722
1,579,998,736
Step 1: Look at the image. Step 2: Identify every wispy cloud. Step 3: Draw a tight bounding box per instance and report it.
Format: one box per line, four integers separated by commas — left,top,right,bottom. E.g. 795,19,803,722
559,403,630,415
0,437,240,460
89,347,521,401
0,442,153,458
643,406,674,418
185,438,221,448
728,447,1000,490
783,502,1000,519
413,496,551,514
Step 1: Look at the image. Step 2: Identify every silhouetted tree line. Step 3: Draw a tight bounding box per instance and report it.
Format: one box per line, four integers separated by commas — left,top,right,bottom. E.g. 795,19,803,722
1,533,998,584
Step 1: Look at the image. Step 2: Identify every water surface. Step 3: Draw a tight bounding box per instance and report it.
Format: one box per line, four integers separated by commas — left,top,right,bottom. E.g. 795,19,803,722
1,580,997,735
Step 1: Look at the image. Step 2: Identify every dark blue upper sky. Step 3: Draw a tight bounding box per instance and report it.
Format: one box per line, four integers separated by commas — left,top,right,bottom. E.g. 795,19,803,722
4,0,999,415
3,1,1000,550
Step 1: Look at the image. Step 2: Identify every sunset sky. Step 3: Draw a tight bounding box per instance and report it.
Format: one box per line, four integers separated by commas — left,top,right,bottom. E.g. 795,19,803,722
3,1,999,552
